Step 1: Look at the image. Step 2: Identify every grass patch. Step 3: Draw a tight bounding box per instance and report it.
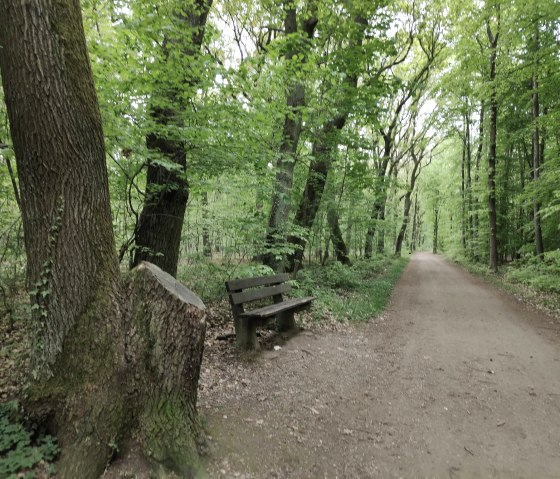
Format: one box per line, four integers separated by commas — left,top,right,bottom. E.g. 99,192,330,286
293,255,410,323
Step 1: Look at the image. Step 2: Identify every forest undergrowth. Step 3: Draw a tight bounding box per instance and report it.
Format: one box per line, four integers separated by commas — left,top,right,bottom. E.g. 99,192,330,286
448,252,560,320
176,254,409,325
0,254,406,478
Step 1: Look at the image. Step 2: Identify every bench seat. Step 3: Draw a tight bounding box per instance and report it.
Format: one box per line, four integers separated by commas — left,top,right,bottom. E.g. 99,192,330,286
240,296,315,319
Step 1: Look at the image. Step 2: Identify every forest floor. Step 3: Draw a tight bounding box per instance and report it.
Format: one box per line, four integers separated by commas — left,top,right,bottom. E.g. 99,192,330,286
3,253,560,478
198,252,560,478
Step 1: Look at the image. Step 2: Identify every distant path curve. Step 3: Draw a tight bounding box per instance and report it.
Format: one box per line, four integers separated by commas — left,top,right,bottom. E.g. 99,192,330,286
201,252,560,478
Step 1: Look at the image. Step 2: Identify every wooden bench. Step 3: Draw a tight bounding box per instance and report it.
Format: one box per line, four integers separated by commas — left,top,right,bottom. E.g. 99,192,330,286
225,273,314,350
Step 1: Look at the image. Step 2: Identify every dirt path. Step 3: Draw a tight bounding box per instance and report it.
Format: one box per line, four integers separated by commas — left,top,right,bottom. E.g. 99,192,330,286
200,253,560,478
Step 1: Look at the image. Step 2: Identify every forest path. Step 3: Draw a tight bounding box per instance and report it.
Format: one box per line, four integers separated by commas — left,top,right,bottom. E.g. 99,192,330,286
200,252,560,478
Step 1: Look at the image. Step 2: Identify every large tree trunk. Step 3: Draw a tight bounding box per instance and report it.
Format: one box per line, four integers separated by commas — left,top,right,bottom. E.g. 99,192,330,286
327,205,351,265
0,0,118,380
461,126,467,252
365,200,386,256
473,103,484,261
124,263,206,474
0,1,206,477
132,126,188,276
395,155,421,256
202,191,212,257
286,118,345,271
531,28,544,259
433,206,440,254
131,0,213,277
487,15,500,273
364,136,392,259
264,3,317,272
465,108,474,258
378,160,399,254
285,13,367,272
409,190,420,253
395,195,411,256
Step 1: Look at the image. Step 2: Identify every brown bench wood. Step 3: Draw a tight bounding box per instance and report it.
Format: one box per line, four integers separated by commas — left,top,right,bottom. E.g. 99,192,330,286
225,273,314,350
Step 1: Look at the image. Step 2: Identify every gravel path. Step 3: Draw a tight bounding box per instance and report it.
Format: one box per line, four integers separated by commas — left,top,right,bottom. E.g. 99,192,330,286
200,253,560,478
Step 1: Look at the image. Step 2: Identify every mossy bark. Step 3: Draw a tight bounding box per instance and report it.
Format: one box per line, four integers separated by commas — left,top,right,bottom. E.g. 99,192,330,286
264,4,317,272
327,206,351,266
24,263,207,479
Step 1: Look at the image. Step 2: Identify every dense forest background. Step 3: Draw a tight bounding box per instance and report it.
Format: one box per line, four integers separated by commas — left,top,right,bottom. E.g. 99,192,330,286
0,0,560,475
2,0,560,294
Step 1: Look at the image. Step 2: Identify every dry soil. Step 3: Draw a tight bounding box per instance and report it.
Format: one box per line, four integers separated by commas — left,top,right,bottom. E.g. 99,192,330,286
200,252,560,478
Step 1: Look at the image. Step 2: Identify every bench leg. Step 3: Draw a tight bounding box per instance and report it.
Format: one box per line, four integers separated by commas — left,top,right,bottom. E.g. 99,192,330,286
276,310,296,333
235,318,258,351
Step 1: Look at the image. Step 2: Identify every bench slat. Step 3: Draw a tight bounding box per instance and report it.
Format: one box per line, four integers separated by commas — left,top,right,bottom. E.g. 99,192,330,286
230,283,291,305
225,273,289,292
240,296,314,319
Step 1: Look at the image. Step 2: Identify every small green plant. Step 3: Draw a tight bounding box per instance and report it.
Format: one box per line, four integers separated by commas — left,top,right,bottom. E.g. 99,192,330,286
177,259,276,304
0,401,59,479
235,264,274,279
108,438,119,454
504,250,560,293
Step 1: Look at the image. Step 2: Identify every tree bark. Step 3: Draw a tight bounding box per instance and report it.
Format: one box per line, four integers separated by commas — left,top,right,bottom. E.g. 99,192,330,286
132,0,213,277
285,13,367,272
202,191,212,257
264,2,317,271
125,263,206,474
3,154,22,211
286,117,346,271
395,153,422,256
465,108,474,258
395,194,411,256
327,205,351,265
473,102,484,260
486,13,500,273
365,134,392,258
461,123,467,252
531,28,544,259
0,0,119,377
409,190,420,253
433,207,440,254
0,1,206,476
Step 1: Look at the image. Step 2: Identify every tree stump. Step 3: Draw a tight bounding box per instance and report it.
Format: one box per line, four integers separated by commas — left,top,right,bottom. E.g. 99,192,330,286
125,262,207,475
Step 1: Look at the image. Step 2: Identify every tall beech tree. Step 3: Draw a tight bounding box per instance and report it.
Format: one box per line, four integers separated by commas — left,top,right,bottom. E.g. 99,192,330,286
285,9,368,272
264,0,318,272
485,1,500,272
0,0,206,477
531,24,545,258
394,115,434,256
131,0,213,277
364,14,441,257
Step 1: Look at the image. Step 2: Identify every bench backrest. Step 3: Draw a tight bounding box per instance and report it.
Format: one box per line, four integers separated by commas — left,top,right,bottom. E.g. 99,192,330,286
225,274,291,316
